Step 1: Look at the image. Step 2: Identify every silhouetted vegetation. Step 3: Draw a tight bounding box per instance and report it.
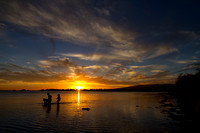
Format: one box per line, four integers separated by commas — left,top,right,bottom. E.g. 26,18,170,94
165,71,200,132
174,71,200,93
20,89,29,91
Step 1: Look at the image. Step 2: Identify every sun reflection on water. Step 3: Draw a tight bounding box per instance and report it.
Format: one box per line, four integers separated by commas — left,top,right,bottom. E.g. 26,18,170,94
77,90,80,108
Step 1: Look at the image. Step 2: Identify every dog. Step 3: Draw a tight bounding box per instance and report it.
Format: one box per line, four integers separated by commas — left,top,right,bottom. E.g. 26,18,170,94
43,98,49,105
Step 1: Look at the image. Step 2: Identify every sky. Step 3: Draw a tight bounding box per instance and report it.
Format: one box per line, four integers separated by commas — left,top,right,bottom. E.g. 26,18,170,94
0,0,200,90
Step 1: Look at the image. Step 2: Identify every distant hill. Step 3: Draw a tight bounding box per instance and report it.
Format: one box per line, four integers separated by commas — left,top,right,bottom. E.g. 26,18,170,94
115,84,175,92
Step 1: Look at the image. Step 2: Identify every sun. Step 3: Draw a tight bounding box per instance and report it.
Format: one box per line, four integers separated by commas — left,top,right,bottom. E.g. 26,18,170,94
75,86,84,90
74,81,85,90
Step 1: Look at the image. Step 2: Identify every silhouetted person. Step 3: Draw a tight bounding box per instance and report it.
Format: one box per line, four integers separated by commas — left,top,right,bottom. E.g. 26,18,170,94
56,94,61,104
43,93,52,105
47,93,52,104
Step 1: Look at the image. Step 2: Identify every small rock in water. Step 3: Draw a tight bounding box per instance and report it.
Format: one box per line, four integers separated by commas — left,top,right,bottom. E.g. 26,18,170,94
82,108,90,111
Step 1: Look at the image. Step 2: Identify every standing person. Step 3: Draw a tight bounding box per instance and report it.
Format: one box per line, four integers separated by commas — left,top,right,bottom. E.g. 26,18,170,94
47,93,52,104
57,94,61,104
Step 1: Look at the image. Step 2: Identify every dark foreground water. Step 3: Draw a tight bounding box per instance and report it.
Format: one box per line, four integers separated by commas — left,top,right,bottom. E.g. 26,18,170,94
0,91,198,132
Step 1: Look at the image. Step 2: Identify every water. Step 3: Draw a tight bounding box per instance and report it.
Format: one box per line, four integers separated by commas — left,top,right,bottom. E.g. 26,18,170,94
0,91,196,132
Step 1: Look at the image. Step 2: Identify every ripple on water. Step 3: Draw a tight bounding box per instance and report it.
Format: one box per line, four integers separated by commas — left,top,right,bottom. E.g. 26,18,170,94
0,92,189,132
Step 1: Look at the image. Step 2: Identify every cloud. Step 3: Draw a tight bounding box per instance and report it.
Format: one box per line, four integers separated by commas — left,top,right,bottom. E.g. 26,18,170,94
95,8,110,16
61,52,140,62
0,0,188,64
1,0,117,45
38,58,76,68
174,60,200,64
181,62,200,72
0,60,176,87
146,45,178,59
83,63,170,84
1,0,199,88
0,63,68,82
38,58,86,77
61,53,107,61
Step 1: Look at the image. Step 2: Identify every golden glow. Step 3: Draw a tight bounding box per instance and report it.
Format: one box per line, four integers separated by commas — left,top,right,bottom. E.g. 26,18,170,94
73,81,86,90
75,86,84,90
0,78,132,90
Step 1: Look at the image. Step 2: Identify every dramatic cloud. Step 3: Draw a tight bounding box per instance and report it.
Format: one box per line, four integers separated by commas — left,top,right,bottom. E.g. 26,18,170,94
0,58,198,89
61,52,140,62
0,0,200,89
0,60,172,85
0,0,190,63
38,58,76,69
0,63,68,82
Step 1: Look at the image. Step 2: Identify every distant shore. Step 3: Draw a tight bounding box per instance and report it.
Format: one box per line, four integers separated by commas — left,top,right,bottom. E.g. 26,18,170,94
0,84,175,92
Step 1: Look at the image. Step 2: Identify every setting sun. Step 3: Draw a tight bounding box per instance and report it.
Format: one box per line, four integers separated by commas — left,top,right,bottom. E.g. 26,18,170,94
75,86,84,90
73,81,86,90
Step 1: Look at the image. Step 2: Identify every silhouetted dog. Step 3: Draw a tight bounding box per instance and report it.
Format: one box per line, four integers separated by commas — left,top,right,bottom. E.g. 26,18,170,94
43,98,49,105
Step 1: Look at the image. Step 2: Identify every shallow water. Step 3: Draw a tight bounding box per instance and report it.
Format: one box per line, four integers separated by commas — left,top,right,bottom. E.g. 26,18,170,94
0,91,192,132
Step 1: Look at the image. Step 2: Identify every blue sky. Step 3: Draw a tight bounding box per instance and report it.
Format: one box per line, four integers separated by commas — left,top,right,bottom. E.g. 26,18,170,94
0,0,200,89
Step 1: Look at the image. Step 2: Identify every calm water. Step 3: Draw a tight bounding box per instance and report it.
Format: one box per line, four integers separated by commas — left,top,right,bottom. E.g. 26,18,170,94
0,91,195,132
